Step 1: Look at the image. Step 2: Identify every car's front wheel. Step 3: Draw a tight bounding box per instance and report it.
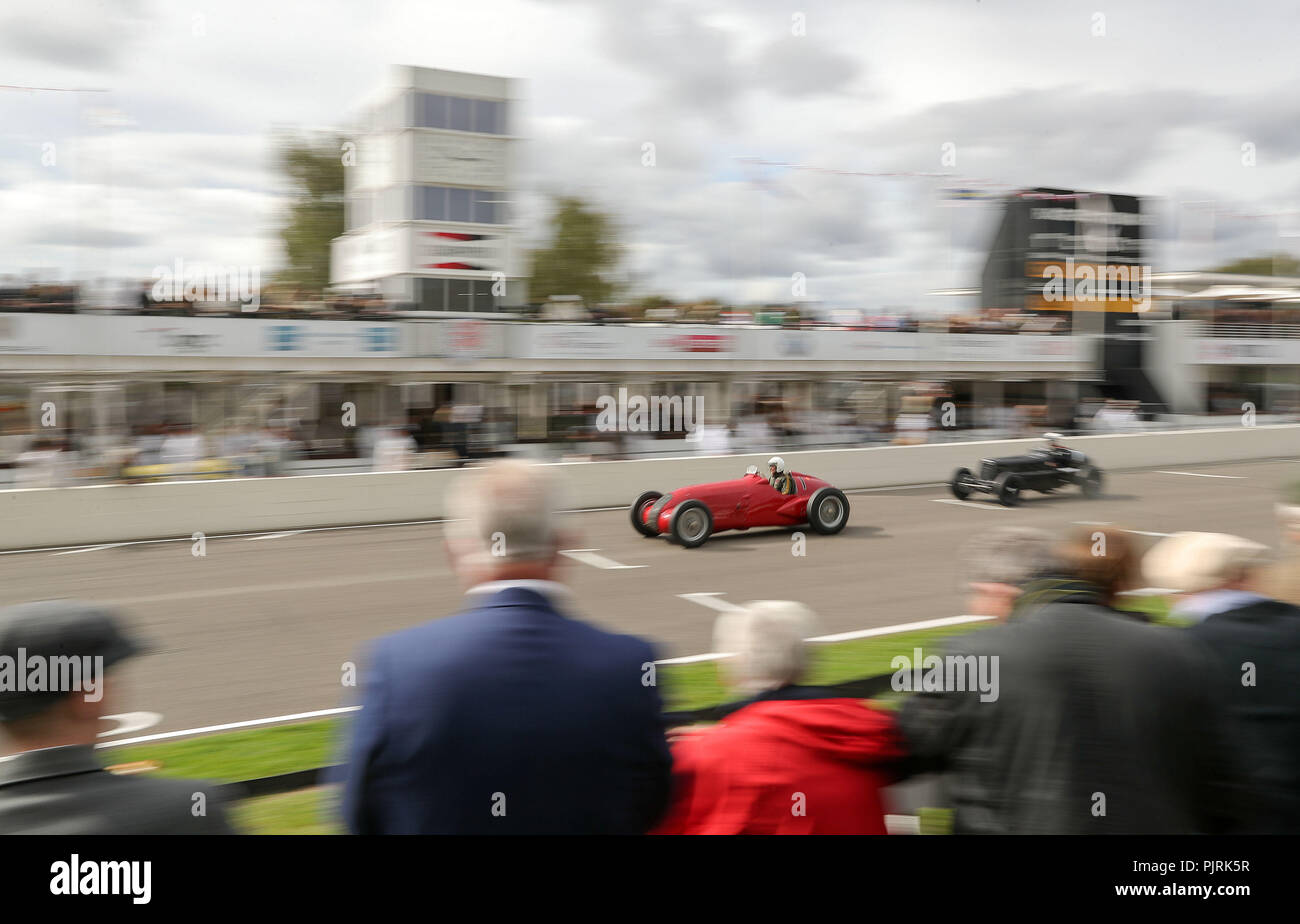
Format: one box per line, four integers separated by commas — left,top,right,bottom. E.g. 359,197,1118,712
994,472,1022,506
950,467,974,500
807,487,850,535
670,500,713,548
630,490,662,537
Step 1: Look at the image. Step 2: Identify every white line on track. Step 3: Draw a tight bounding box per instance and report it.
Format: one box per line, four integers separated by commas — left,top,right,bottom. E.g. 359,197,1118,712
95,706,361,750
930,499,1011,510
559,549,645,570
51,543,130,556
808,614,994,643
1155,471,1246,479
657,613,996,663
98,712,164,738
677,592,743,613
656,651,734,665
243,531,306,541
1072,522,1171,538
0,520,451,556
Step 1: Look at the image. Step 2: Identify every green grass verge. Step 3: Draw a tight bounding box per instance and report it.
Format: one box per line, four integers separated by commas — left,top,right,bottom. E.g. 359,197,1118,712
1120,593,1181,626
109,717,340,784
231,787,343,836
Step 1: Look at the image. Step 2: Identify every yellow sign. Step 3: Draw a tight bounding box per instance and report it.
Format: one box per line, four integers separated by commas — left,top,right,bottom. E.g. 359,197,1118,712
1024,294,1150,313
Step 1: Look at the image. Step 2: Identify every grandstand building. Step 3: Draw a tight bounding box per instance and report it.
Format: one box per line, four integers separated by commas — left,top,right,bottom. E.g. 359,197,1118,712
329,66,524,313
980,188,1165,410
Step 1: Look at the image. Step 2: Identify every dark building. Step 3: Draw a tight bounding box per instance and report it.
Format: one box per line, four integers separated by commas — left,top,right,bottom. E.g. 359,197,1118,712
981,188,1163,410
981,188,1147,316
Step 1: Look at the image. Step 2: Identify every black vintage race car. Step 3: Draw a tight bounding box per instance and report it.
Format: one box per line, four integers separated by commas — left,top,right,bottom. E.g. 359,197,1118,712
949,435,1103,506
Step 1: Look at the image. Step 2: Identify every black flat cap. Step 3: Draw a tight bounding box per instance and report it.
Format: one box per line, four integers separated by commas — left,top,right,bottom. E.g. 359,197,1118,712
0,600,147,722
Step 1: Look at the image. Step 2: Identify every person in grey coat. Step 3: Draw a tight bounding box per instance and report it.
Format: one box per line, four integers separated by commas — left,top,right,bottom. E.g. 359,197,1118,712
0,600,233,835
898,527,1245,834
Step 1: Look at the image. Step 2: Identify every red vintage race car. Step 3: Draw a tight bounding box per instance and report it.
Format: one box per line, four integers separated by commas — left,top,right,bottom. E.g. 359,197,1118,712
630,464,850,547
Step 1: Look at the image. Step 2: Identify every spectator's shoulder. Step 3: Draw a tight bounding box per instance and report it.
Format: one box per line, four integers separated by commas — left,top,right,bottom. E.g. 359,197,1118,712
945,620,1015,657
370,609,473,658
100,772,235,834
569,615,657,663
1137,617,1221,671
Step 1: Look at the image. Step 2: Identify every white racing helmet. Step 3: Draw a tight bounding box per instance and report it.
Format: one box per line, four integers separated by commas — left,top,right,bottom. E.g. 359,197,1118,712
768,456,785,474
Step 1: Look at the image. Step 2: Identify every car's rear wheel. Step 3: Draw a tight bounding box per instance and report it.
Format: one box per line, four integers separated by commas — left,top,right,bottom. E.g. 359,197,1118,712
670,500,713,548
994,472,1022,507
630,490,662,537
950,467,974,500
1081,466,1103,498
807,487,850,535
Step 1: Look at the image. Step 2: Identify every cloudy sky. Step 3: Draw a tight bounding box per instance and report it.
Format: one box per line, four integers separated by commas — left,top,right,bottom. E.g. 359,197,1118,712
2,0,1299,311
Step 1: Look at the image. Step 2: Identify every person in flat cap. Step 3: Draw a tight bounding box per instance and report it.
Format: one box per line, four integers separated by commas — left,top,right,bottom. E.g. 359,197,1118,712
1145,532,1300,833
0,600,234,834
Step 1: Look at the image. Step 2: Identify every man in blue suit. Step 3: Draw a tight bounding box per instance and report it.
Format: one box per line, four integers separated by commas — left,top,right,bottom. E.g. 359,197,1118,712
340,460,672,834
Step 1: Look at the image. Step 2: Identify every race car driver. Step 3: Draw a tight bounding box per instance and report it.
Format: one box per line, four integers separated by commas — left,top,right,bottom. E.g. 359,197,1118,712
768,456,795,495
1043,433,1082,470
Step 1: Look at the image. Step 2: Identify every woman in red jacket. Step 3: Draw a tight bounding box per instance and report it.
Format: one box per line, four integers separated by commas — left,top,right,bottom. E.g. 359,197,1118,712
655,601,905,835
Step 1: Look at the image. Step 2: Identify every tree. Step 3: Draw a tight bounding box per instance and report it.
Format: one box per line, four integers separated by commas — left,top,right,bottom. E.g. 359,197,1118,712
277,133,345,296
1209,253,1300,276
528,197,621,306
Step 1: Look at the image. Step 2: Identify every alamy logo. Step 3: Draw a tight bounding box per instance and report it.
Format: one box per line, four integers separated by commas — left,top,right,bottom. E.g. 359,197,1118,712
0,650,103,703
151,258,260,311
50,855,151,904
890,648,999,702
595,387,702,434
1041,259,1151,311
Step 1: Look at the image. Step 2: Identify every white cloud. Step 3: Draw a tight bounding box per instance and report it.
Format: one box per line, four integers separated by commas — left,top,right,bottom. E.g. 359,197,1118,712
1,0,1299,308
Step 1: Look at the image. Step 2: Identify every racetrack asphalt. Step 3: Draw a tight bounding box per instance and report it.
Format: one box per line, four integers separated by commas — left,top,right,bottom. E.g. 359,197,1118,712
0,456,1295,741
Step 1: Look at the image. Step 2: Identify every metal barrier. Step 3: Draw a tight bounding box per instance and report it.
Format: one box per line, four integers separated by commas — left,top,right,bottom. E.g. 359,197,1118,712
1205,322,1300,339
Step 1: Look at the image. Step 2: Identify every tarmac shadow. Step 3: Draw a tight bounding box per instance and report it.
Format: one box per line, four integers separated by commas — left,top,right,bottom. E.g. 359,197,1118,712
692,524,885,550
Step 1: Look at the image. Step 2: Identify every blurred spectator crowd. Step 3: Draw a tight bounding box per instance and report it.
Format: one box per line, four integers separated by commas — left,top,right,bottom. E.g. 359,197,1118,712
3,388,1291,487
0,277,1080,331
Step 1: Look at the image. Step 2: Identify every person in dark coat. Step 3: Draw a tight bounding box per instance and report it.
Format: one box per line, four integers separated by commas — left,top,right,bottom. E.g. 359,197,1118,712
0,600,233,835
654,601,903,835
340,460,671,834
898,527,1244,834
1147,531,1300,832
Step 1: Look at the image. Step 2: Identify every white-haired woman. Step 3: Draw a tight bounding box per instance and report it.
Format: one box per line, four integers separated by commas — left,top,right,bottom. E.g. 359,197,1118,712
653,601,903,835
